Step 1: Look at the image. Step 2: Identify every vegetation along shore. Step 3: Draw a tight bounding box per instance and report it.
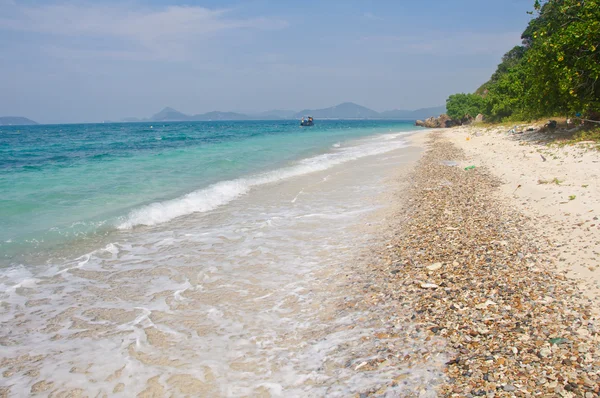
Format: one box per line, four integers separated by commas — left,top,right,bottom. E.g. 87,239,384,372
416,0,599,131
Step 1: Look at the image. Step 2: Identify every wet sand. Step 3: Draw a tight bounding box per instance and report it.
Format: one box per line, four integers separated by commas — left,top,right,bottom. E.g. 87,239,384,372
4,126,598,397
1,132,447,397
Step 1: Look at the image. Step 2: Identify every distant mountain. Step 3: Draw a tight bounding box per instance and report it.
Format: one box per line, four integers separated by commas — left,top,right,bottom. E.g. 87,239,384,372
379,106,446,120
293,103,445,120
146,108,249,122
127,103,446,123
295,102,380,119
191,111,248,121
377,109,414,119
252,109,296,120
0,116,37,126
150,107,190,121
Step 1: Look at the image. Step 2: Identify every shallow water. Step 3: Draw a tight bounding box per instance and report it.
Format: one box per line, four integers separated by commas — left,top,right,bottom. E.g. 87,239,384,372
0,120,417,264
0,125,446,396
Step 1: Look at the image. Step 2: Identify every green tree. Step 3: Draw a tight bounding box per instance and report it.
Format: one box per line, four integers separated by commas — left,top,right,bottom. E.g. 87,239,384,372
446,93,486,121
484,64,528,121
477,46,527,95
525,0,600,116
447,0,600,122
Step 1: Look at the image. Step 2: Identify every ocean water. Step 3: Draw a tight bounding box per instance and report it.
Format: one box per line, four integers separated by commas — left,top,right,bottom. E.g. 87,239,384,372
2,120,414,264
0,120,446,396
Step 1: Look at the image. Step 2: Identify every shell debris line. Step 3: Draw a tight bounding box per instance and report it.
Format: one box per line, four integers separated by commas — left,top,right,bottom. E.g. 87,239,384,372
369,131,600,397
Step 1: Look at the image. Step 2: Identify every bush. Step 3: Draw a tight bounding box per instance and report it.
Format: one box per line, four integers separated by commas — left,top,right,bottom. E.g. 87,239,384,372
447,0,600,123
446,93,485,121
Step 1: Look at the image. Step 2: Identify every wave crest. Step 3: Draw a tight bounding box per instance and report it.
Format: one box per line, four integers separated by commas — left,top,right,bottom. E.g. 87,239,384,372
118,132,411,229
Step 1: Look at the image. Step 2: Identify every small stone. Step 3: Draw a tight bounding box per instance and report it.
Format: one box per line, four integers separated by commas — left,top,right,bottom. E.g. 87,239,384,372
503,384,516,392
420,283,439,289
583,377,595,388
426,262,443,271
539,347,552,358
577,328,591,337
475,300,497,309
355,361,368,370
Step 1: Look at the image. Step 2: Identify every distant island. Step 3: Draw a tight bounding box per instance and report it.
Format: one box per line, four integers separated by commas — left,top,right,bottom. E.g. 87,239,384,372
0,116,38,126
1,103,446,125
123,103,446,123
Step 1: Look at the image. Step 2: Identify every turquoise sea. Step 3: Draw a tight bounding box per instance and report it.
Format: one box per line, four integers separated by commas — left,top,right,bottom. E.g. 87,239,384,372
1,120,417,265
0,120,448,396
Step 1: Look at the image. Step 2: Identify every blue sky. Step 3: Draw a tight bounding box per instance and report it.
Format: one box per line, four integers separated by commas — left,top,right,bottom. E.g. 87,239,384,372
0,0,535,123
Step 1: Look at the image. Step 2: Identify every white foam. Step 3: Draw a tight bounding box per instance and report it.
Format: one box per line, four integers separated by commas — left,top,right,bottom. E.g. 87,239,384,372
0,134,445,396
291,189,304,203
118,180,250,229
118,132,411,229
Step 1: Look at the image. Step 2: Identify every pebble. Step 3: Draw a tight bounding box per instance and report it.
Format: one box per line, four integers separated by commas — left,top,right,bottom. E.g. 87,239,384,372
426,262,443,271
539,347,552,358
367,132,600,396
420,283,439,289
354,361,368,371
577,328,591,337
475,300,497,309
503,384,516,392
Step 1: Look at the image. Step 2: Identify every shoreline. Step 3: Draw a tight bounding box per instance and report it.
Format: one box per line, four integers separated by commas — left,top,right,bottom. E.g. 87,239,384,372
1,122,418,269
0,130,432,397
2,125,599,396
366,128,600,396
444,125,600,310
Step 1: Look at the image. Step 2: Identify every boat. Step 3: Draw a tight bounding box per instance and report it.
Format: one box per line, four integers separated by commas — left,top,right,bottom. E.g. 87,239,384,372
300,116,314,126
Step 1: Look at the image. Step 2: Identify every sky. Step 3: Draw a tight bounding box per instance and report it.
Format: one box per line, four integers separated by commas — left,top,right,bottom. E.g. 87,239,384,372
0,0,535,123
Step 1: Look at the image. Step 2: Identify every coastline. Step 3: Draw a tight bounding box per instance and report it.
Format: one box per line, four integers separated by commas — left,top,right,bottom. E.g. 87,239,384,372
444,125,600,310
1,129,435,397
2,125,599,396
367,128,600,396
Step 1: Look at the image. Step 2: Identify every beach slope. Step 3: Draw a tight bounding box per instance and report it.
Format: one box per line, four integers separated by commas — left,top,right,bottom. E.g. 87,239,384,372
371,130,600,396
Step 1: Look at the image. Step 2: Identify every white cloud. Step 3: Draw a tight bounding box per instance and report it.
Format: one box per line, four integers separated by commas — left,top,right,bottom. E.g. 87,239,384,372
0,2,288,60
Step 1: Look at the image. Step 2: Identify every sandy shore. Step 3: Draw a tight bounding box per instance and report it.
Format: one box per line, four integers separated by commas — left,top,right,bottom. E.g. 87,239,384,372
0,132,440,398
445,125,600,309
2,126,599,397
365,128,600,396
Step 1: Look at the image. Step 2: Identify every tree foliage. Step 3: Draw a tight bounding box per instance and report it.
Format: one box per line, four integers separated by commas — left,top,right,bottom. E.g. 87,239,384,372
450,0,600,122
526,0,600,116
476,46,527,96
446,93,485,120
484,66,528,121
